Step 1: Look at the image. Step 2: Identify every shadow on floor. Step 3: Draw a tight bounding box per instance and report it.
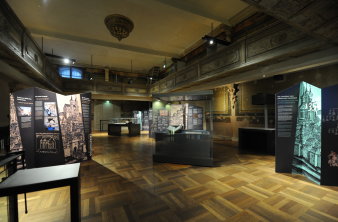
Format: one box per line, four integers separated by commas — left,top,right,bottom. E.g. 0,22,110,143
80,160,186,221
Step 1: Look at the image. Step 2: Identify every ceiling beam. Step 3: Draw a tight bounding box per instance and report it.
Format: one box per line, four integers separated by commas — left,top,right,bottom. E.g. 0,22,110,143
153,0,231,26
30,28,179,58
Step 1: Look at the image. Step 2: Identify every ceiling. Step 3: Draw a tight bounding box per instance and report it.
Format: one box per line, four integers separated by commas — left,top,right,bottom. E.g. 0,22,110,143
8,0,254,73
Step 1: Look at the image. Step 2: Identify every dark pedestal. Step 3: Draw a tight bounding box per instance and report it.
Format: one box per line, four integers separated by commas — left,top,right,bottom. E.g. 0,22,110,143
108,123,125,136
238,127,275,155
128,124,141,136
108,123,141,136
153,131,213,166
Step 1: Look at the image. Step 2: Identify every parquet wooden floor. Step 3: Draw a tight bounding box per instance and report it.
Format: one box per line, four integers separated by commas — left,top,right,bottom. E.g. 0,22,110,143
1,132,338,221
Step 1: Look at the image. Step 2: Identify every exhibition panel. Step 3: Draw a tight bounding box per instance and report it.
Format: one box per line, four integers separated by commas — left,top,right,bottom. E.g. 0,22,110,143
275,81,337,186
321,84,338,186
9,87,92,168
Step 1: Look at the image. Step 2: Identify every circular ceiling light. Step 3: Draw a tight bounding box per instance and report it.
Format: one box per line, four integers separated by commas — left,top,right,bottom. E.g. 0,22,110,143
104,14,134,41
63,58,70,64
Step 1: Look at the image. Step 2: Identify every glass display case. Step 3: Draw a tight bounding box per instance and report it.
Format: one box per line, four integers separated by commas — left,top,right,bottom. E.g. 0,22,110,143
151,90,214,166
109,117,139,124
108,118,141,136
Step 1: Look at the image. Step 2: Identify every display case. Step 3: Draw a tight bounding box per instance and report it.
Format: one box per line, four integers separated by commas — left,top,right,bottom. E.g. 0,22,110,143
108,118,140,136
151,90,214,166
109,117,139,124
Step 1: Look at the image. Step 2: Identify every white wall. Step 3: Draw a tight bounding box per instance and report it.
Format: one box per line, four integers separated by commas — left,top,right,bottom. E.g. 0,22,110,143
0,80,10,127
93,100,121,131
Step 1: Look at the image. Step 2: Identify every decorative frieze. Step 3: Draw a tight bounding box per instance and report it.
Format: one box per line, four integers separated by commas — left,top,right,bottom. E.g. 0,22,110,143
175,67,197,85
125,87,147,94
96,84,121,92
243,0,338,43
246,26,304,58
200,49,240,76
151,85,159,93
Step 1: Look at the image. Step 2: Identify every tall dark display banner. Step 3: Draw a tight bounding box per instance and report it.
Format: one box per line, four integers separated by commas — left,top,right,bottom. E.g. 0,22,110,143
321,84,338,186
9,87,92,168
276,81,337,186
10,88,35,167
34,88,64,167
275,83,300,173
81,93,92,158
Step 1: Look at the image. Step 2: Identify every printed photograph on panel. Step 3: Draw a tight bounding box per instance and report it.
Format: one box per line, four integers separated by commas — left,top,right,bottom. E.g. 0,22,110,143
9,94,23,151
56,94,87,162
17,106,31,117
170,104,184,126
44,102,57,116
292,82,321,184
44,117,59,131
328,151,338,167
36,133,60,154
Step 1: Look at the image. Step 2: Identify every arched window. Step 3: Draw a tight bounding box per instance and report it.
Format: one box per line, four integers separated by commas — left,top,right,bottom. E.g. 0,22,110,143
59,66,71,78
59,66,83,79
71,67,83,79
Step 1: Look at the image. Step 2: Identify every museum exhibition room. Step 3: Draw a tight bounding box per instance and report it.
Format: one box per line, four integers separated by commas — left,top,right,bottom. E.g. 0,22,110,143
0,0,338,221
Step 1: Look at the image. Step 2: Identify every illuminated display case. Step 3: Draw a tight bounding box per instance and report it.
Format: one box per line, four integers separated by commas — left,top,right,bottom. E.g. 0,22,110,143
152,91,214,166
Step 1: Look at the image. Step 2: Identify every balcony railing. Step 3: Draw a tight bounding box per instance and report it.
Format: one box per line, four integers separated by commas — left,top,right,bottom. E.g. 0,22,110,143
0,1,61,91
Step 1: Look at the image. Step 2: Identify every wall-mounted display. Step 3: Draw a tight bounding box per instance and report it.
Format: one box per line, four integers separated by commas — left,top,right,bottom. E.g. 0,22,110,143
276,82,337,186
9,87,91,168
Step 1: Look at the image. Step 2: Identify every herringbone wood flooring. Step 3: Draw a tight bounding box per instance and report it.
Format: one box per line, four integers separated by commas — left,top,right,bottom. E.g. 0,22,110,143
1,132,338,221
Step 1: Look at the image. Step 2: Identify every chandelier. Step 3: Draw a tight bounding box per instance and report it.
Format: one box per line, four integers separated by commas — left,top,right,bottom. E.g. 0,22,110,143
104,14,134,41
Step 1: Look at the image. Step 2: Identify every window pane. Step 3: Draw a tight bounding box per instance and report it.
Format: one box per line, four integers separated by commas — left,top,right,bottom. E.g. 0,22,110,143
71,68,83,79
59,66,71,78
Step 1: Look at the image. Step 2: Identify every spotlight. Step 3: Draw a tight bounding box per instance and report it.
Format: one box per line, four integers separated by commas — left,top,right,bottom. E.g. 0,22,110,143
63,58,70,64
163,57,167,69
44,53,76,65
202,35,231,46
89,77,93,80
149,77,153,80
